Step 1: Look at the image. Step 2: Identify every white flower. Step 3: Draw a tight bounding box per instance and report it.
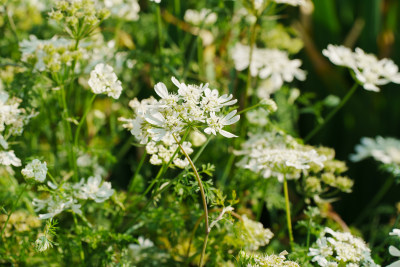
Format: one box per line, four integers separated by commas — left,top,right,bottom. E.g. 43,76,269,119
21,159,47,183
323,45,400,92
240,215,274,250
0,150,21,167
33,196,82,220
184,8,217,26
76,176,114,203
121,77,240,144
204,110,240,138
231,43,306,90
201,88,237,112
274,0,309,7
35,235,53,252
308,227,378,266
350,136,400,165
388,246,400,267
236,131,326,182
104,0,140,21
390,229,400,237
88,63,123,99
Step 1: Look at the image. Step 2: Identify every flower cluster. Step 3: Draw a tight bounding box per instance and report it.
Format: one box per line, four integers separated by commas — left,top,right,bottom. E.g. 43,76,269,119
21,159,47,183
146,136,193,168
238,215,274,251
238,250,300,267
120,77,240,145
20,35,80,72
323,44,400,91
102,0,140,21
184,8,218,26
236,131,326,182
308,227,378,266
303,147,353,199
231,43,306,90
33,176,114,219
0,91,33,167
49,0,110,39
350,136,400,165
88,63,123,99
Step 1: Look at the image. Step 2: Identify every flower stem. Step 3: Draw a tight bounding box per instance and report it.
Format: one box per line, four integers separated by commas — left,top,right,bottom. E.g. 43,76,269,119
305,83,358,142
173,134,209,267
74,94,96,148
156,5,164,75
1,183,28,239
283,175,294,246
354,174,395,226
128,150,147,194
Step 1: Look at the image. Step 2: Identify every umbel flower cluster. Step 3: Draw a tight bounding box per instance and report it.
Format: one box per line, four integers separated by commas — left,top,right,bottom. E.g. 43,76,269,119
238,215,274,251
231,43,306,90
238,250,300,267
0,91,33,167
121,77,240,144
235,130,326,182
323,44,400,92
350,136,400,165
308,227,378,267
33,176,114,219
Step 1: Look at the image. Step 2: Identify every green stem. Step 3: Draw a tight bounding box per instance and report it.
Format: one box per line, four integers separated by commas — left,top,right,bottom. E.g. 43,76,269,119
74,94,96,148
1,183,28,239
240,21,258,139
354,174,395,226
128,150,147,194
306,218,312,249
283,175,294,246
173,134,209,267
304,83,358,142
156,5,164,75
72,213,85,262
60,86,77,180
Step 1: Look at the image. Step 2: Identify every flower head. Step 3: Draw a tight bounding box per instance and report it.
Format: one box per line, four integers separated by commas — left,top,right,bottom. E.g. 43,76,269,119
323,44,400,91
21,159,47,183
88,63,123,99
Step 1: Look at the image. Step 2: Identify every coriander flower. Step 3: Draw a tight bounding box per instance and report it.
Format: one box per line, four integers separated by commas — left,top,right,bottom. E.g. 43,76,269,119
33,196,82,220
274,0,309,7
231,43,306,90
21,159,47,183
240,215,274,251
35,235,54,252
76,176,114,203
390,229,400,237
323,44,400,91
204,110,240,138
350,136,400,165
238,250,300,267
236,131,326,182
0,150,22,167
120,76,240,144
184,8,217,26
88,63,123,99
308,227,378,267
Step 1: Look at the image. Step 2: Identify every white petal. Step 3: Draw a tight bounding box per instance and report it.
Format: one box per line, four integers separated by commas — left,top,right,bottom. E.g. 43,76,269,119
219,129,237,138
154,82,169,99
390,246,400,257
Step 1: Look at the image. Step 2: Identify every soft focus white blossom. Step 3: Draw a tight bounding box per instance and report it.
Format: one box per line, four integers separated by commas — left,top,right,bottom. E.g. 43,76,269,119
21,159,47,183
308,227,378,267
236,131,326,182
76,176,114,203
323,44,400,91
35,235,54,252
231,43,306,90
184,9,217,26
88,63,123,99
103,0,140,21
390,229,400,237
350,136,400,165
33,196,82,220
274,0,309,7
240,215,274,251
0,150,22,167
238,250,300,266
